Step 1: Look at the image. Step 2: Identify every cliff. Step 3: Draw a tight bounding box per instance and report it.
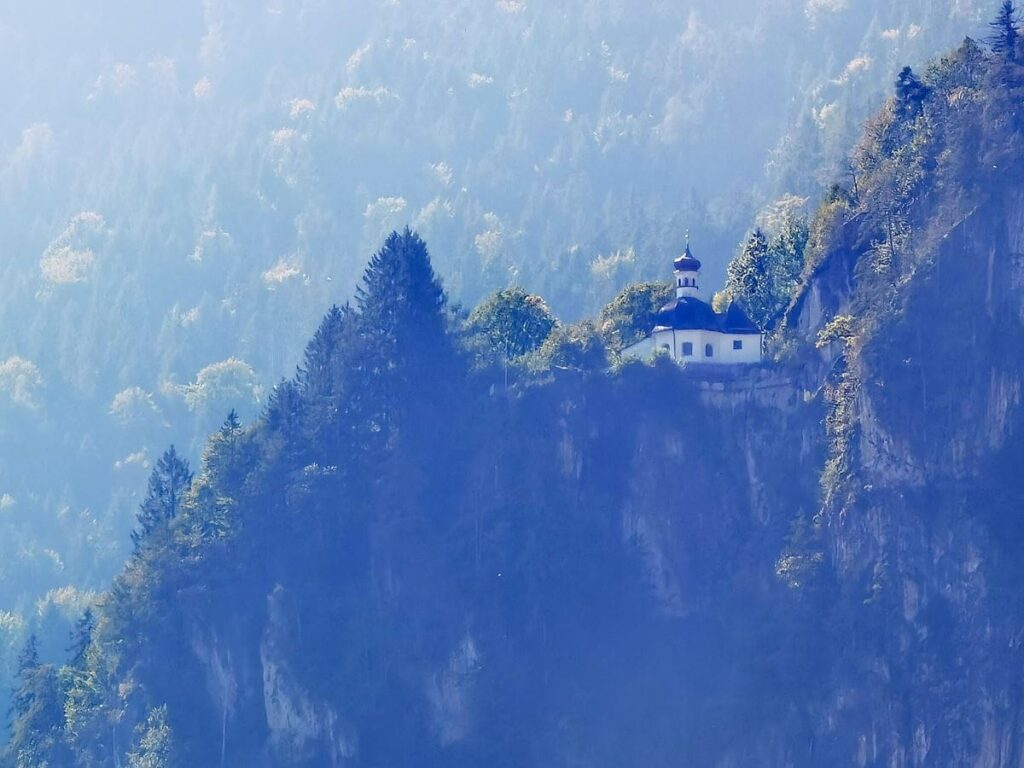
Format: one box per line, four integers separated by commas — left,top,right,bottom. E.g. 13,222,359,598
23,35,1024,768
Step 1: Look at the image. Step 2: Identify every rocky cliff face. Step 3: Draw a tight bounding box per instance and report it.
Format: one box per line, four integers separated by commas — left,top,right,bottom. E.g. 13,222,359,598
772,174,1024,767
146,179,1024,767
108,180,1024,768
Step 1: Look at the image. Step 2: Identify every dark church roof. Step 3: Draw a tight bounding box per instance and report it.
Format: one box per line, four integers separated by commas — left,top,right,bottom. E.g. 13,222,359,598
654,297,760,334
721,302,759,333
654,296,720,331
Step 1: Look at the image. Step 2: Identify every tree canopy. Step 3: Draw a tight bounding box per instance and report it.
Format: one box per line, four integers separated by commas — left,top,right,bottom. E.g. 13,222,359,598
468,287,558,361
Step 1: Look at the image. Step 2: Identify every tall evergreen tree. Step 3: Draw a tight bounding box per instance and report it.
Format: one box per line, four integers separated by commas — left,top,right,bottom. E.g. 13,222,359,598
726,229,776,330
11,635,39,718
296,304,353,399
67,608,95,670
5,636,69,768
353,228,453,442
989,1,1020,59
295,304,363,460
132,446,193,550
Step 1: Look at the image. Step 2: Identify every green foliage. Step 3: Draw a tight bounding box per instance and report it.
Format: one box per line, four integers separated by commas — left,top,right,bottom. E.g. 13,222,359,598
775,512,825,590
989,1,1021,59
467,287,557,361
4,637,71,768
597,281,674,351
126,706,173,768
131,448,193,552
724,219,807,331
531,320,608,372
816,315,856,349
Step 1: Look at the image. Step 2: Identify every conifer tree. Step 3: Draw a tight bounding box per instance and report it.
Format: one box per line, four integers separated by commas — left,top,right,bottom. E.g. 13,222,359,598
726,229,776,331
356,228,448,361
297,304,354,399
11,635,39,717
67,608,95,669
353,228,453,441
5,635,70,768
989,1,1020,59
132,446,193,550
295,304,363,458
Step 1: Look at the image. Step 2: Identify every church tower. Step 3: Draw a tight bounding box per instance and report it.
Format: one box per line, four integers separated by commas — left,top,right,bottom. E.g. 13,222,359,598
673,242,701,298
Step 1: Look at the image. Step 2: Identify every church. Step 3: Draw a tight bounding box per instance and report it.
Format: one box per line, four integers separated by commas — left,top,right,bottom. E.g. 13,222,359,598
621,243,763,364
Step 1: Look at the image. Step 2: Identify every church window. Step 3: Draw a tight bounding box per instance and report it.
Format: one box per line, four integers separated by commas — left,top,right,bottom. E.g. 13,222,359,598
682,342,693,357
733,340,743,350
705,344,714,358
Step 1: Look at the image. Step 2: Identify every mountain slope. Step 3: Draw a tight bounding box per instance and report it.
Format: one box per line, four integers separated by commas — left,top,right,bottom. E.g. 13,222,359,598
9,14,1024,768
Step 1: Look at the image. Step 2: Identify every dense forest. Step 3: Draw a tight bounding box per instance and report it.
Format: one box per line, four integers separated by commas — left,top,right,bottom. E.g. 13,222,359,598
5,5,1024,762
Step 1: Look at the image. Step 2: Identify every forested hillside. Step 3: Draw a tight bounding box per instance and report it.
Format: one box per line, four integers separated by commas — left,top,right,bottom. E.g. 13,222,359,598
0,1,1000,698
6,11,1024,762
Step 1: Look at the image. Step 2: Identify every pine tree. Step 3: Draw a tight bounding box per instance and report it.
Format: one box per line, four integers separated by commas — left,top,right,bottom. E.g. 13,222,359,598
296,304,353,399
5,636,70,768
67,608,95,669
11,635,39,718
726,229,775,330
132,446,193,550
295,304,362,458
353,229,453,441
770,216,809,301
355,228,449,363
989,1,1020,59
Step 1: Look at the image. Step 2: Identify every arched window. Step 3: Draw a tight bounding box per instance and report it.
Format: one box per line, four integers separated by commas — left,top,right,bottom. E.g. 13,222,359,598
682,342,693,357
705,343,714,358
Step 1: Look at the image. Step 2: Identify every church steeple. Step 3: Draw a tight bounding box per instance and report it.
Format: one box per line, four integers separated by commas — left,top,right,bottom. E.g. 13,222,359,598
673,238,702,299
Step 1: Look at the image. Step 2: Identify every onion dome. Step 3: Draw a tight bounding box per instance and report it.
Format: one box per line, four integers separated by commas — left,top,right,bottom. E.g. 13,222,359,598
673,242,702,272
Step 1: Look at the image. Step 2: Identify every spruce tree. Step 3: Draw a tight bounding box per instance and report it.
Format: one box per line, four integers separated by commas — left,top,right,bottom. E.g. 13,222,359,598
132,446,193,550
726,229,776,331
297,304,353,399
11,635,39,717
5,636,69,768
353,228,452,441
67,608,95,669
990,1,1020,59
296,304,362,458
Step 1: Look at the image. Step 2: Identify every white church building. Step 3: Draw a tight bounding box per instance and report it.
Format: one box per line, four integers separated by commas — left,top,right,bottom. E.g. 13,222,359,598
622,244,763,365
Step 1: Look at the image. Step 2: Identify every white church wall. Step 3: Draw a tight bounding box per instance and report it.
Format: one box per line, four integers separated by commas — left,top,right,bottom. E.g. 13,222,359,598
623,328,762,364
